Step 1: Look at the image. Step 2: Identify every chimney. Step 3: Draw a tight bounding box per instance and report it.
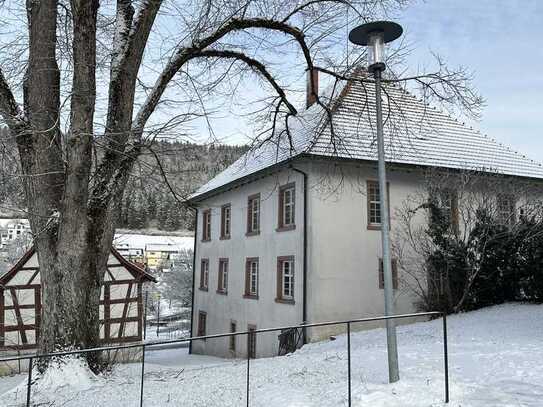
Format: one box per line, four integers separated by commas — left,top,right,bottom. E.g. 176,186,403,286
306,69,319,109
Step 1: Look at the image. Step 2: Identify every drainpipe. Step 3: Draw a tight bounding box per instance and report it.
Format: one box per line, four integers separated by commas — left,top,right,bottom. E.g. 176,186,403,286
290,166,308,344
188,206,198,354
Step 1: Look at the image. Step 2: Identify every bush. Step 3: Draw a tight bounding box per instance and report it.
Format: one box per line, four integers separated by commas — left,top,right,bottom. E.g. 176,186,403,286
426,208,543,313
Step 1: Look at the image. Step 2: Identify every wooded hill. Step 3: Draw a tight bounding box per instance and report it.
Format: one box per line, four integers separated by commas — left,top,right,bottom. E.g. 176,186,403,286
0,127,246,231
119,141,246,231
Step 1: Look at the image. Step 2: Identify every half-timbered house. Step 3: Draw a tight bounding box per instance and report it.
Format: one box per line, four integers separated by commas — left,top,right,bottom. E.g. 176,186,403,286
0,247,156,354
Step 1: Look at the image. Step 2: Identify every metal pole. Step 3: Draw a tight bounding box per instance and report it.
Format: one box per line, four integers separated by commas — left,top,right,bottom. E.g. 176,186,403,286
140,344,146,407
347,322,352,407
246,334,250,407
443,313,449,403
26,357,33,407
373,66,400,383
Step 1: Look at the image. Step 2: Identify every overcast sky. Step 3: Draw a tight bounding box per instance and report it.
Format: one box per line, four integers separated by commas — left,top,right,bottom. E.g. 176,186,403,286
399,0,543,161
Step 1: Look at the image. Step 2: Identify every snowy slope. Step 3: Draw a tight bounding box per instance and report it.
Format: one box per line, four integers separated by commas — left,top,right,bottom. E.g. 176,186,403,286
1,303,542,406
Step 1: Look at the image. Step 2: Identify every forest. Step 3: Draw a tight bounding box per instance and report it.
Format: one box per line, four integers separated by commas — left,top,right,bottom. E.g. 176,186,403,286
0,127,245,232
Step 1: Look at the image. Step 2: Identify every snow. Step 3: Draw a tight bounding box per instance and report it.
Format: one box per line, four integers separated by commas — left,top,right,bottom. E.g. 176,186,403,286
1,303,542,406
113,232,194,251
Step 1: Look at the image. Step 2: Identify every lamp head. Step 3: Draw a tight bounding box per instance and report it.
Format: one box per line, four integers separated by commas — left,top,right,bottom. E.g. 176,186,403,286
349,21,403,72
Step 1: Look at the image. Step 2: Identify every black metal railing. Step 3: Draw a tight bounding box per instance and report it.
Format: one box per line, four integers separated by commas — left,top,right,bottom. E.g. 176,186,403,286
0,311,449,407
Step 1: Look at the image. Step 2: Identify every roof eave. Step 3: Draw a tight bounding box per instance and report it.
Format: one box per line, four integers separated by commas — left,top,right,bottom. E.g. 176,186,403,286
186,155,309,205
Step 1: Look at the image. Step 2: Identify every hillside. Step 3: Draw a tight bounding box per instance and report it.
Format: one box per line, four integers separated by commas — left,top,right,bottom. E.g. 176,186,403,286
0,128,246,231
118,141,246,231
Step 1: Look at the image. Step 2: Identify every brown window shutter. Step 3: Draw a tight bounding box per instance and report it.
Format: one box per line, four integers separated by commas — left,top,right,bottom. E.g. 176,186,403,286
218,262,223,291
245,260,250,295
278,189,284,228
451,191,459,233
276,259,282,299
392,259,398,290
379,258,399,289
247,198,251,233
220,207,225,237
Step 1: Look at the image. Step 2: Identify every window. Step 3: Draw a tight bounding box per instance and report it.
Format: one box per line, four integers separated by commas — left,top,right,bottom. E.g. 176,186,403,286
199,259,209,290
497,194,516,225
197,311,207,337
378,258,399,290
202,210,211,241
278,183,296,230
247,194,260,235
221,204,231,239
248,324,257,359
229,321,236,352
276,256,295,303
244,258,259,298
433,189,459,231
367,181,390,230
217,258,228,294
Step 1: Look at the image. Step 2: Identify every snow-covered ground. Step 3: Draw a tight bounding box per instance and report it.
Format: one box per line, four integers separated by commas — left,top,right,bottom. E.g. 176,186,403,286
1,303,542,406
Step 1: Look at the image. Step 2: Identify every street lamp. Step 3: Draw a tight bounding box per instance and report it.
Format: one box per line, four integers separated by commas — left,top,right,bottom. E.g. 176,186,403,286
349,21,403,383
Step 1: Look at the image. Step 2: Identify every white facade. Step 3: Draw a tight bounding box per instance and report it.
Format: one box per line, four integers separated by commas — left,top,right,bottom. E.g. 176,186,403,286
192,169,304,358
191,160,429,358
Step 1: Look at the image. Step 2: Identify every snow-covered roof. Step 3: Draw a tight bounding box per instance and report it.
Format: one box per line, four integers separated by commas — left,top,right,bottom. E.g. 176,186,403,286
145,243,184,252
113,233,194,251
190,75,543,201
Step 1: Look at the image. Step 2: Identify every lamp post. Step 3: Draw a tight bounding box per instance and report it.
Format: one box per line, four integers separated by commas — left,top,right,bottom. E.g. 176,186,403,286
349,21,403,383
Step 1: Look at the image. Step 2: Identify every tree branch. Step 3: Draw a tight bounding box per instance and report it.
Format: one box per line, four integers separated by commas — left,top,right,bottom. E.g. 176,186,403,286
0,67,24,127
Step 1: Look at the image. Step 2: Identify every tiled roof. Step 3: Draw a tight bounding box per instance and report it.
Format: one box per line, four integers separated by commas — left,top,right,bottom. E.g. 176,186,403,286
190,76,543,201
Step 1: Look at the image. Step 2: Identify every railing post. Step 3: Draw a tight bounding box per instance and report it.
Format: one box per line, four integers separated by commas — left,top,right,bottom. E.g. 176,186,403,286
347,322,352,407
143,290,148,340
246,333,250,407
442,313,449,403
140,344,146,407
26,356,33,407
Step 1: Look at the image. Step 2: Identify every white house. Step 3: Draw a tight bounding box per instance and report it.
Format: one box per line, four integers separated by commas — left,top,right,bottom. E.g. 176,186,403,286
0,220,31,248
186,71,543,359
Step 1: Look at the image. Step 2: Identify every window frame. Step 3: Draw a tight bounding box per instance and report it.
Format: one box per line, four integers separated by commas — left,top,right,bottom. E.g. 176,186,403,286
366,180,391,230
220,203,232,239
217,258,229,294
246,194,261,236
497,193,516,226
202,209,212,241
277,183,296,231
197,311,207,338
199,258,209,291
244,257,259,299
247,324,257,359
433,188,459,232
276,256,295,304
229,320,236,353
378,258,399,290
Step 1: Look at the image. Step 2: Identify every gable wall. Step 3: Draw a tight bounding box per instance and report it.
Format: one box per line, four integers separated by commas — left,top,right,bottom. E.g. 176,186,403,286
1,251,144,350
192,168,305,358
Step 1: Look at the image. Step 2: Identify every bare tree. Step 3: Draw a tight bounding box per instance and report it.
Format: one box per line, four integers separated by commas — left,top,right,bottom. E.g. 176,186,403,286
0,0,480,372
393,169,543,313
